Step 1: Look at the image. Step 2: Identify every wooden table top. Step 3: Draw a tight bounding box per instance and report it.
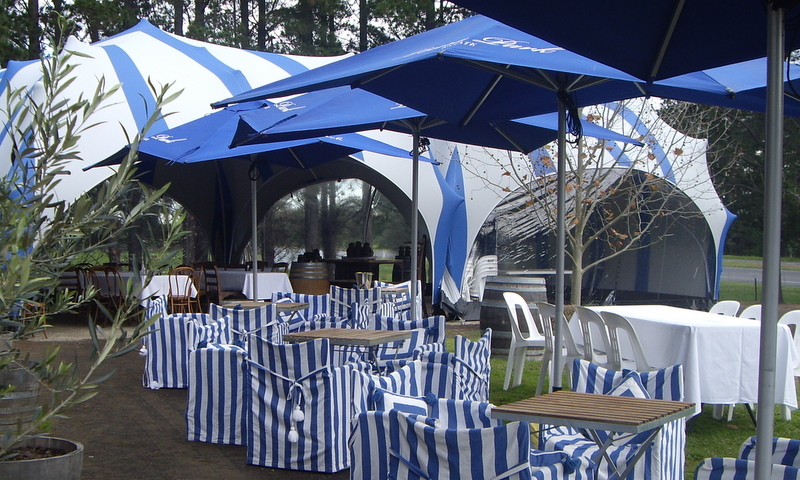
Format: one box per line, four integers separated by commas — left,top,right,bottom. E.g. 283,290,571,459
220,300,309,312
283,327,412,347
491,390,695,434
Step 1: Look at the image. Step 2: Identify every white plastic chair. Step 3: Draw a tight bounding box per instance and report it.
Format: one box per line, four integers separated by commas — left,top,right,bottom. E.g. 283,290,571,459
468,255,497,301
779,310,800,420
575,306,614,369
709,300,740,316
601,310,653,371
739,304,762,320
535,302,583,396
502,292,546,390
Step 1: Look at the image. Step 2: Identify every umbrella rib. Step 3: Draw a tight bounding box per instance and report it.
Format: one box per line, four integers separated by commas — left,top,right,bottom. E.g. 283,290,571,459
447,57,557,91
650,0,687,81
460,73,504,127
287,147,319,180
352,65,407,89
491,122,530,153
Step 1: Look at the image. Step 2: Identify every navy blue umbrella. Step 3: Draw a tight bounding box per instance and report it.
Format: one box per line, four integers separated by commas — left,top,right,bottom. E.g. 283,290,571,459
214,15,650,322
91,99,419,292
446,1,800,472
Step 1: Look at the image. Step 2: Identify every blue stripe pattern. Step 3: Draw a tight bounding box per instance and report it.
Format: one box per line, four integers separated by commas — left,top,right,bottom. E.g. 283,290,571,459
329,286,382,318
739,436,800,467
541,359,685,480
186,344,248,445
209,303,277,343
271,292,331,321
245,337,370,472
694,457,800,480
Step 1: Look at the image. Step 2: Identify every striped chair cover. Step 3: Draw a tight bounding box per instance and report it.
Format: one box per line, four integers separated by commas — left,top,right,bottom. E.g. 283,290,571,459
349,399,497,480
454,328,492,401
541,359,686,480
384,409,594,480
245,323,290,365
209,303,277,344
246,337,371,472
376,280,423,320
141,313,228,389
329,286,382,319
144,294,168,321
186,344,248,445
374,314,447,344
738,436,800,467
694,458,800,480
351,359,423,417
271,292,331,321
374,328,427,371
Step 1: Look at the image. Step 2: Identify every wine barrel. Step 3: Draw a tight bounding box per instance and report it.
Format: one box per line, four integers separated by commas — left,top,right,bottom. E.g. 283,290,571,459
289,262,330,295
479,275,547,357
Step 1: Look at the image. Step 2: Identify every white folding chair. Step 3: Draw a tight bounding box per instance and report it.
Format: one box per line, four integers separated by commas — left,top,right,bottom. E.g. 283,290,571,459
780,310,800,420
575,306,614,369
739,304,762,320
502,291,546,390
709,300,740,316
602,310,653,371
535,301,583,396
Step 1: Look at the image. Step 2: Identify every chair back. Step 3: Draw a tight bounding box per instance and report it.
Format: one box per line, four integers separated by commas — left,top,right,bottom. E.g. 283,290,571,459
374,314,446,345
739,304,762,320
709,300,740,316
503,291,545,343
575,306,613,368
272,292,330,319
536,302,582,357
169,266,199,313
780,310,800,376
209,303,278,343
386,409,534,480
329,285,382,318
602,310,651,371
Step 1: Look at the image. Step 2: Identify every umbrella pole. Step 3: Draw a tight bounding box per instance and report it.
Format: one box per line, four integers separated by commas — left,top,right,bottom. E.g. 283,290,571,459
251,175,259,300
755,7,784,478
410,126,420,321
552,96,567,391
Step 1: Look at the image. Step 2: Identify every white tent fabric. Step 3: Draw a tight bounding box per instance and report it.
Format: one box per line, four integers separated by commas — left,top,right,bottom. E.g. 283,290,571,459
0,19,347,205
0,20,731,307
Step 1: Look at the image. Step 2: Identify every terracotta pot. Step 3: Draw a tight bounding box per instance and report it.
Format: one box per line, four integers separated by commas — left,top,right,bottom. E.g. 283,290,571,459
0,437,84,480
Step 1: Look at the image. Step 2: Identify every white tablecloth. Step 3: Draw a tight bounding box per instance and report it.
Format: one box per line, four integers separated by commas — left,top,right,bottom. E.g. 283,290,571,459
218,270,293,300
569,305,798,412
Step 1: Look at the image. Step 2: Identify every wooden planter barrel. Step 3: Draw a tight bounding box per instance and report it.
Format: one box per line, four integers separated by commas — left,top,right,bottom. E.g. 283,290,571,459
289,262,330,295
0,363,41,431
479,275,547,357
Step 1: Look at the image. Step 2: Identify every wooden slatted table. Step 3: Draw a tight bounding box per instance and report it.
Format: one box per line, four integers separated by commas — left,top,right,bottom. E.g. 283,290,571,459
283,328,412,367
492,390,695,479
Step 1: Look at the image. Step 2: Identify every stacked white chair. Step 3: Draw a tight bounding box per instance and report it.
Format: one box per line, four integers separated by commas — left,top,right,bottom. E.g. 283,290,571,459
601,311,653,371
329,285,382,319
695,436,800,479
468,254,498,301
141,312,229,389
246,337,370,472
503,292,547,390
540,359,686,480
186,343,248,445
738,304,762,320
209,302,277,344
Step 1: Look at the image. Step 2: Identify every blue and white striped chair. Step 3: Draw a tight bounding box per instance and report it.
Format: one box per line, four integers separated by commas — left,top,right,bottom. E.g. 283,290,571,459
186,343,248,445
271,292,331,322
415,328,492,401
541,359,686,480
141,313,229,389
376,280,423,320
374,314,446,344
351,408,595,480
329,286,382,319
209,303,277,344
695,436,800,479
351,360,423,418
143,294,168,321
246,337,370,472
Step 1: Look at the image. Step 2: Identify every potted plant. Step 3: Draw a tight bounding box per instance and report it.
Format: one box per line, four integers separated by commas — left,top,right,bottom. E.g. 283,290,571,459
0,18,184,478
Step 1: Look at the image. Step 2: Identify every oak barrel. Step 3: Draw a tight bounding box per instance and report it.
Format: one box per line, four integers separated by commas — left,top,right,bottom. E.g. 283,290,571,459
289,262,330,295
479,275,547,357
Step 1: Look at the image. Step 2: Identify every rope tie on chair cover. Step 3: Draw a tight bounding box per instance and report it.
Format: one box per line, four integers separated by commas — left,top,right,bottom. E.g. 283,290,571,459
249,361,330,443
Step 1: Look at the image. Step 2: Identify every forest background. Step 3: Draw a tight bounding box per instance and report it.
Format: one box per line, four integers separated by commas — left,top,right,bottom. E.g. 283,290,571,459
2,0,799,259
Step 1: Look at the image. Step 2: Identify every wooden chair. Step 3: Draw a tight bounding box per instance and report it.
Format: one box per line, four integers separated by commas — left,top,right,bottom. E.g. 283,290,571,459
168,266,201,314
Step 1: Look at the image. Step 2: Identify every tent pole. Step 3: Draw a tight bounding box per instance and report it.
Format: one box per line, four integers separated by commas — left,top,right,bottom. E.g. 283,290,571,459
552,96,567,391
409,126,420,321
251,175,259,300
755,6,784,479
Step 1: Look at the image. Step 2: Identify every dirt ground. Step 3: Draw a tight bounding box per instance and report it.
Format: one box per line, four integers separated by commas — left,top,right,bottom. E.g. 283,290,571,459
11,315,479,480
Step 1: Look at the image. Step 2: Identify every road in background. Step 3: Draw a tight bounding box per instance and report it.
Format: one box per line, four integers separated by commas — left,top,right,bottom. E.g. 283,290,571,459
721,261,800,287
